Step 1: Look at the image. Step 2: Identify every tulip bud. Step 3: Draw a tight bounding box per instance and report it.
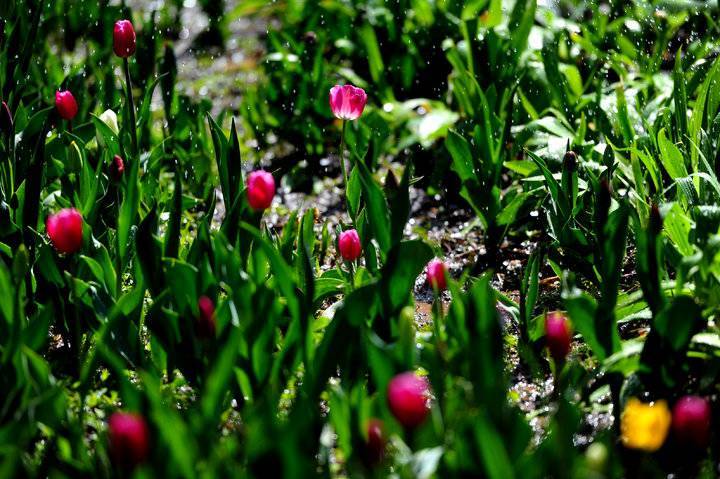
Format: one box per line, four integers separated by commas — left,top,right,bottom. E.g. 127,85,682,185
0,101,12,134
621,398,671,452
563,150,578,172
246,170,276,211
46,208,84,254
672,395,711,448
338,229,361,261
100,109,119,133
364,418,385,464
545,311,572,362
108,412,149,469
329,84,367,121
425,259,448,291
55,90,78,121
196,295,216,339
110,155,125,180
113,20,136,58
387,372,431,428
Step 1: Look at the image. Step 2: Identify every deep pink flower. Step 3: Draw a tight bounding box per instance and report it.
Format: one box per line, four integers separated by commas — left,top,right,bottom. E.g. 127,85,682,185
246,170,275,211
108,412,149,468
55,90,78,120
338,229,361,261
672,396,711,448
329,84,367,121
110,155,125,180
196,295,217,339
545,312,572,362
113,20,136,58
426,259,447,291
365,418,386,464
46,208,83,254
387,372,431,428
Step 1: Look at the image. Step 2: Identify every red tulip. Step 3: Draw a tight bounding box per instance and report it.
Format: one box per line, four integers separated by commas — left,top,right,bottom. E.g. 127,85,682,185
108,412,149,468
338,229,361,261
55,90,78,120
545,312,572,362
329,84,367,121
365,418,386,464
46,208,83,254
113,20,136,58
246,170,275,211
387,372,431,428
672,396,711,448
426,259,447,291
196,295,216,339
110,155,125,180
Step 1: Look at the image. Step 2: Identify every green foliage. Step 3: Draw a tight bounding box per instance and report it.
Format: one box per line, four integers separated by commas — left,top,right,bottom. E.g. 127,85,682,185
4,0,720,477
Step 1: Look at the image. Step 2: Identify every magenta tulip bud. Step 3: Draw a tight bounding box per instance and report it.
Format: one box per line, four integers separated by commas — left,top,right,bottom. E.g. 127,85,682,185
55,90,78,120
46,208,83,254
113,20,136,58
196,295,216,339
329,84,367,121
108,412,149,468
672,396,711,448
110,154,125,180
338,229,361,261
426,259,447,291
387,372,431,428
364,418,386,464
246,170,275,211
545,312,572,362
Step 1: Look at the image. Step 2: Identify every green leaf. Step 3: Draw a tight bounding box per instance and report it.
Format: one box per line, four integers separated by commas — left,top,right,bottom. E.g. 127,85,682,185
379,240,433,315
356,161,391,254
657,128,688,180
164,162,183,259
563,289,605,360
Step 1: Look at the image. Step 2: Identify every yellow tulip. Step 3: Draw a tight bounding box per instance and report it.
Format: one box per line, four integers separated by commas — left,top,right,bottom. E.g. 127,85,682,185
620,398,671,452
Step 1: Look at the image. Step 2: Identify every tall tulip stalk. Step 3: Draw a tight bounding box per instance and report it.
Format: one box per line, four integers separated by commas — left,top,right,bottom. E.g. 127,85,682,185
114,19,138,155
329,84,367,190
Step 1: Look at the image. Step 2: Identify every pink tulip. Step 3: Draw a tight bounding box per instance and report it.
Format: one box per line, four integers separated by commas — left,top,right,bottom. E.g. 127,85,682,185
545,312,572,362
672,396,711,448
365,418,386,464
113,20,137,58
246,170,275,211
55,90,78,120
387,372,431,428
110,155,125,180
338,229,361,261
108,412,149,468
196,296,217,339
329,84,367,121
426,259,447,291
46,208,83,254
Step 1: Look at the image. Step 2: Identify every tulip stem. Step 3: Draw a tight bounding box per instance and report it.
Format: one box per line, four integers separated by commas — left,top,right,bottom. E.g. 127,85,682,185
340,119,348,189
123,58,138,157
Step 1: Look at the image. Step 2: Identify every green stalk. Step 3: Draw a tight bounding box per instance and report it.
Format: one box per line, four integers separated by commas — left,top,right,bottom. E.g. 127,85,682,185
339,120,348,188
123,57,138,157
